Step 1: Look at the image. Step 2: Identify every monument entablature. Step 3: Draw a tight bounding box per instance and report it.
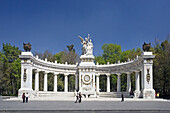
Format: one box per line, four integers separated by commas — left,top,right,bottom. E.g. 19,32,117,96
18,35,155,99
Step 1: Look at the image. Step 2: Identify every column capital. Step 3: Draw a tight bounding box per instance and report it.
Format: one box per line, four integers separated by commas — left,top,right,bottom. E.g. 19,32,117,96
95,74,100,77
106,73,111,76
116,73,121,76
75,74,78,76
64,73,69,76
34,69,39,73
134,70,140,73
54,72,59,75
43,71,48,74
126,72,131,75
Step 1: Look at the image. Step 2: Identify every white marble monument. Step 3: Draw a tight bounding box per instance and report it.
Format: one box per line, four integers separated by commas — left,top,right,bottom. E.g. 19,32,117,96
78,34,96,97
18,35,155,99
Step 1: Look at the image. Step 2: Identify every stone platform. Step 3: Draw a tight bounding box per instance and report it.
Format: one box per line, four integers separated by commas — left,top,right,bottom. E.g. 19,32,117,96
0,96,170,113
3,95,169,102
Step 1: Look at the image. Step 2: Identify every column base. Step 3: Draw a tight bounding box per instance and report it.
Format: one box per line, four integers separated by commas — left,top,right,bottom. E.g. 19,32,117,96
18,88,34,98
143,89,155,99
96,91,99,95
134,90,141,98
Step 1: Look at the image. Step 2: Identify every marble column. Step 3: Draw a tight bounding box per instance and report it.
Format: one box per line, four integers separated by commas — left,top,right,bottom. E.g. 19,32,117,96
135,71,140,91
107,74,110,92
117,74,121,92
96,74,100,93
75,74,78,90
54,73,58,92
35,70,39,91
141,70,144,90
134,71,141,98
79,73,82,92
64,74,68,92
44,72,48,91
127,73,131,92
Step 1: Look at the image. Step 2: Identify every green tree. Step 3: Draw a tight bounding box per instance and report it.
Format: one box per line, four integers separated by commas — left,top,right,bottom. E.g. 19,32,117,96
0,52,5,94
0,43,21,95
99,75,107,92
121,48,142,62
153,39,170,96
57,74,64,91
95,55,105,64
110,74,117,92
11,58,21,94
53,51,64,63
102,43,122,64
96,43,142,92
68,75,75,92
48,73,54,91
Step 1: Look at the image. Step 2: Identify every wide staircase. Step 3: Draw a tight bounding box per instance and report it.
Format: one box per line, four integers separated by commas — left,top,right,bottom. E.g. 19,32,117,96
36,91,75,97
34,91,130,98
99,92,130,98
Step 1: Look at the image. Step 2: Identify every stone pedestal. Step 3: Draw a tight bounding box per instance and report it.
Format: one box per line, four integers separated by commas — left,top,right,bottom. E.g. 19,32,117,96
78,55,96,97
143,89,155,99
134,90,141,98
18,52,34,98
142,52,155,99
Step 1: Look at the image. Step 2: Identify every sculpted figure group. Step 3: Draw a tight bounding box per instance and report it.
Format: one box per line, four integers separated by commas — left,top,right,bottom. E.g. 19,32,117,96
78,34,93,55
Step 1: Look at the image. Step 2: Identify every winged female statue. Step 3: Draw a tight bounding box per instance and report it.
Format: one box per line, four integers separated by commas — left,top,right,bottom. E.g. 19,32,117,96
78,36,87,55
78,34,93,55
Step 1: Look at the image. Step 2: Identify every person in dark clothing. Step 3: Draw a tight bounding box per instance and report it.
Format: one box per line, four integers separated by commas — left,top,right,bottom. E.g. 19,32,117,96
130,91,133,98
121,92,124,102
79,92,82,103
75,92,79,103
22,93,25,103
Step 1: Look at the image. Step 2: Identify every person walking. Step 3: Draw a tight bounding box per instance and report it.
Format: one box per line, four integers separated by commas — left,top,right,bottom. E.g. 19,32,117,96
22,93,25,103
121,92,124,102
79,92,82,103
75,92,79,103
25,92,29,103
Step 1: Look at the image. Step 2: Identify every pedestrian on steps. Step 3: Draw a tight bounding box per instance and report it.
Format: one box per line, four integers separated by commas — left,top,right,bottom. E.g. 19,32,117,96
79,92,82,103
121,92,124,102
22,93,25,103
75,92,79,103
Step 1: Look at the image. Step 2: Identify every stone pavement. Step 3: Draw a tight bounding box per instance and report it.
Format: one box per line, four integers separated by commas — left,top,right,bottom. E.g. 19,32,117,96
4,95,170,102
0,96,170,113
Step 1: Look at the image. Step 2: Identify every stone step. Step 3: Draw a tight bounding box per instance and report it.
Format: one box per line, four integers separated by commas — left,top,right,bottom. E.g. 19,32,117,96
99,92,130,98
37,91,75,97
34,91,131,98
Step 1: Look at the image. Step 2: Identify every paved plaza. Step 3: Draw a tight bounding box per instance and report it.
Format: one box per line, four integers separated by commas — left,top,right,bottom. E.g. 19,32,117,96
0,96,170,113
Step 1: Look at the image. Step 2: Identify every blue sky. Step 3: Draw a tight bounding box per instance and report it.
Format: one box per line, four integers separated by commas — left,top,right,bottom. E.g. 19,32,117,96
0,0,170,56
